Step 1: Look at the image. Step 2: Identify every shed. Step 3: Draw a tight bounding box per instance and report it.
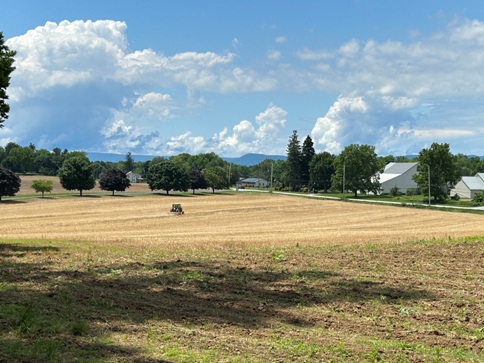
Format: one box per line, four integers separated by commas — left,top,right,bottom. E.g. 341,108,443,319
451,173,484,199
378,162,418,194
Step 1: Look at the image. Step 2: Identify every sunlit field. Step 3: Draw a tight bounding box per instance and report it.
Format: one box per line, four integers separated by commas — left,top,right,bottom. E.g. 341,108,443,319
1,190,483,362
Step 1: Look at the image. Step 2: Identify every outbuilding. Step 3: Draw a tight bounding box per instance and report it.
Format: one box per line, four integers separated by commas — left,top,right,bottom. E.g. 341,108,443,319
378,162,418,194
451,173,484,199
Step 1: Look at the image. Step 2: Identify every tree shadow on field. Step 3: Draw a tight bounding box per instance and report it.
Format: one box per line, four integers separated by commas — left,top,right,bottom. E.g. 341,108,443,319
0,199,27,204
0,242,435,362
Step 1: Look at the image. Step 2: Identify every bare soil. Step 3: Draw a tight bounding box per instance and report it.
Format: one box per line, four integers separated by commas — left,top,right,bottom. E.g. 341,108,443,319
1,188,483,362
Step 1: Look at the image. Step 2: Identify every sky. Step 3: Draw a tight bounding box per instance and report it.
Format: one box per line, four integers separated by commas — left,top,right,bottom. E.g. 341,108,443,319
1,0,484,157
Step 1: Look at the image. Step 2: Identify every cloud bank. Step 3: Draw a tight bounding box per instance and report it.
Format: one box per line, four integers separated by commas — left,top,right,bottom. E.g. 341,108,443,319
2,18,484,156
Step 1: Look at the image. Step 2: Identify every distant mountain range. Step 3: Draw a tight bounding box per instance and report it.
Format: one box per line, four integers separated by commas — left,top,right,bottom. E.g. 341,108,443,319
87,152,482,166
87,152,287,166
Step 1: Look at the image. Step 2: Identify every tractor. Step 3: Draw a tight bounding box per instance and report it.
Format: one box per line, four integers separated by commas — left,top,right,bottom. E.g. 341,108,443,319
169,203,184,215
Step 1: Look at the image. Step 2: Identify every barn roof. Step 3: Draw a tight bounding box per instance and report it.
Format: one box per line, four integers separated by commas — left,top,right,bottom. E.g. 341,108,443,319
462,176,484,191
379,162,418,183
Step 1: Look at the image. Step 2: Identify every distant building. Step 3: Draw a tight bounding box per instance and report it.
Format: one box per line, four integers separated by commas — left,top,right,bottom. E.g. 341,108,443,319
126,171,143,183
238,178,269,188
378,162,418,194
451,173,484,199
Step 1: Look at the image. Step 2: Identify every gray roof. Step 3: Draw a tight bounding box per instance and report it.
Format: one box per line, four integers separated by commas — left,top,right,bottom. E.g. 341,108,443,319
241,178,267,183
383,162,418,174
462,176,484,191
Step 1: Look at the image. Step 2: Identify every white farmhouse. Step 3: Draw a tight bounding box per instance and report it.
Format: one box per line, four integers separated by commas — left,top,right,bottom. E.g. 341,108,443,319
126,171,143,183
379,162,418,194
451,173,484,199
238,178,269,188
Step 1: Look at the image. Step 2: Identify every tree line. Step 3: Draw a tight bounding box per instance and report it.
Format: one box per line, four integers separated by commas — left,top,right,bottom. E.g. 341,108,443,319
282,130,484,203
1,132,484,203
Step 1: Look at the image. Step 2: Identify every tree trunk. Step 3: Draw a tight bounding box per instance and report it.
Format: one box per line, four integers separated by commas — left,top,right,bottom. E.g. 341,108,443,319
80,189,83,196
112,190,115,196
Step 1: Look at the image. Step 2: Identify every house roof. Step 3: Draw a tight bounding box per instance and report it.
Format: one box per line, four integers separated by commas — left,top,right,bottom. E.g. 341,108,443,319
379,162,418,183
241,178,267,183
462,176,484,191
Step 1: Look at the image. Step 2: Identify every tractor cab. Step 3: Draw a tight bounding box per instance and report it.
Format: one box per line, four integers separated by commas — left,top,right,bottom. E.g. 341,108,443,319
170,204,184,215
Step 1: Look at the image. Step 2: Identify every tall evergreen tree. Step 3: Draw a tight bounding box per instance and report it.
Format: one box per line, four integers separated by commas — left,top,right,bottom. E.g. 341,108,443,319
123,152,135,172
284,130,302,191
301,135,315,188
0,32,16,128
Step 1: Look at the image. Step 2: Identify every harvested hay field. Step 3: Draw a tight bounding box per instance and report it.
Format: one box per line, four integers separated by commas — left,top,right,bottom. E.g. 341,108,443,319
1,193,484,247
1,193,483,362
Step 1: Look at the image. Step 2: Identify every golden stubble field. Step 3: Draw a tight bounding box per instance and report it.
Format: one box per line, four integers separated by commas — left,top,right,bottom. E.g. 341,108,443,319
2,189,484,248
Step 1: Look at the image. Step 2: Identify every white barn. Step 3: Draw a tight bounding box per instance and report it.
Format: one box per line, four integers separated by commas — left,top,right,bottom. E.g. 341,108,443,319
451,173,484,199
379,162,418,194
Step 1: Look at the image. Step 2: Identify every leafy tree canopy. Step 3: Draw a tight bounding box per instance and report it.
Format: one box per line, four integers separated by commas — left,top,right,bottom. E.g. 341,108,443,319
188,169,208,194
413,142,460,202
31,179,53,198
309,151,335,192
58,156,96,196
203,166,229,193
332,144,381,197
0,32,16,128
146,160,190,195
99,168,131,195
0,167,21,201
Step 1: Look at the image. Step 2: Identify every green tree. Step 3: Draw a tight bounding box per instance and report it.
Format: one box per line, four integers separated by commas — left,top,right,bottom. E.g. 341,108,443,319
284,130,302,191
0,146,5,165
58,156,96,196
203,166,229,193
99,168,131,196
31,179,53,198
188,169,208,194
146,160,190,195
309,152,335,192
332,144,381,197
301,135,315,187
34,149,58,175
0,32,16,128
472,191,484,206
123,152,135,172
455,154,481,177
413,143,460,202
0,167,21,201
3,146,35,174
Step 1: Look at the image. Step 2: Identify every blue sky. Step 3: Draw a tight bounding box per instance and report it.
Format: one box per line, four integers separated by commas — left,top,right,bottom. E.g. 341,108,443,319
1,0,484,157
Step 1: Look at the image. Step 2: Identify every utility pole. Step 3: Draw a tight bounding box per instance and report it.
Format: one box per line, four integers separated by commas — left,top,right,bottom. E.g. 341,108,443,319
270,162,273,189
342,162,346,195
427,164,431,206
